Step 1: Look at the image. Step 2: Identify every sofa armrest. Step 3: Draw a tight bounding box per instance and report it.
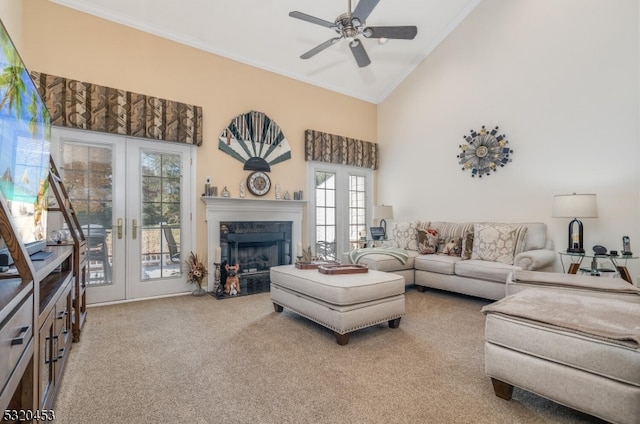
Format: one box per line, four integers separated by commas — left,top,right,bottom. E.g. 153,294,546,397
506,270,640,297
513,249,556,270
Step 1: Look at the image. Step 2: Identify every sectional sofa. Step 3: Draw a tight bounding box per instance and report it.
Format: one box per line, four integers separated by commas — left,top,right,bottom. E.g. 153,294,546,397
345,221,556,300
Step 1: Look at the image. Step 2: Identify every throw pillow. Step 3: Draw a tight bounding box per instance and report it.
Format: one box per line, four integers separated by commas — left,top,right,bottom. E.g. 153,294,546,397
391,221,420,251
382,240,399,249
471,223,528,265
417,228,439,254
461,230,474,259
438,237,462,256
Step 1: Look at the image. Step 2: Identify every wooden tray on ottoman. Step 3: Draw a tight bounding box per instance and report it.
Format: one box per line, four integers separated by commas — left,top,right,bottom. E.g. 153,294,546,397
295,260,340,269
318,264,368,274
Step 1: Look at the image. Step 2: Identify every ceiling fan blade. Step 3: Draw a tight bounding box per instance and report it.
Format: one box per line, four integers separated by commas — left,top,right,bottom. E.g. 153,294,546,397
349,39,371,68
352,0,380,23
289,11,336,29
300,37,342,59
364,26,418,40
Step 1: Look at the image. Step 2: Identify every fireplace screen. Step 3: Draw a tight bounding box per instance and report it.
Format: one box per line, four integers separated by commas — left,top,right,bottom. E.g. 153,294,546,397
219,221,292,296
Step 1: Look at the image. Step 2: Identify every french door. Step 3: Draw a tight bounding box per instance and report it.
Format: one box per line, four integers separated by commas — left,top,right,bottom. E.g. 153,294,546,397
51,127,195,304
306,163,373,259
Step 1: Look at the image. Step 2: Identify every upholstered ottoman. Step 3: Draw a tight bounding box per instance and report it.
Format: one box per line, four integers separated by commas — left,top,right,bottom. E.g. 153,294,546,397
270,265,405,345
482,287,640,424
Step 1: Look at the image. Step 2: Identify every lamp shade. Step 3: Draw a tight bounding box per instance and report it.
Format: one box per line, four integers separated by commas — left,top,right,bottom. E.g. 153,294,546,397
373,205,393,220
552,194,598,218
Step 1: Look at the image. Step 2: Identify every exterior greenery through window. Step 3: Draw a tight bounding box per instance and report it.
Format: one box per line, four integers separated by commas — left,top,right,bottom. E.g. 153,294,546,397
141,151,182,280
63,144,112,229
61,143,113,284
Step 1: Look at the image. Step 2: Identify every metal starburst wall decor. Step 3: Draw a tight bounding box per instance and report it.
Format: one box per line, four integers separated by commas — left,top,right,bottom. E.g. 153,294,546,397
458,125,512,178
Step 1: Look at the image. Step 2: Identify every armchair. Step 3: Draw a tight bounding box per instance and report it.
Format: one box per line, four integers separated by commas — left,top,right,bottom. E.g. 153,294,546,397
483,271,640,424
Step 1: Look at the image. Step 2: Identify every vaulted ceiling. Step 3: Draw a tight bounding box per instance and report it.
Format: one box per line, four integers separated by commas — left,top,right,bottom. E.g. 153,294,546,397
50,0,481,104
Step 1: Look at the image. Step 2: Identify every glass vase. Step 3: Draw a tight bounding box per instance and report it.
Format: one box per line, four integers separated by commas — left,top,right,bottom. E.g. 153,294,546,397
191,283,206,296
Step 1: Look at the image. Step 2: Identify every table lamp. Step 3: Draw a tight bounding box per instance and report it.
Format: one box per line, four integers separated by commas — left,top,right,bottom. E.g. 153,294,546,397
373,205,393,239
552,193,598,253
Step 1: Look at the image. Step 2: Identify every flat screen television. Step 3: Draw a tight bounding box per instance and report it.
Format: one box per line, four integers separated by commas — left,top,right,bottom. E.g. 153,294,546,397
0,19,51,266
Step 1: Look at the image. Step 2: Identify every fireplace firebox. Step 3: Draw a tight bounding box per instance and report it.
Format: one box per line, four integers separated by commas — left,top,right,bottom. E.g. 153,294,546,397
219,221,292,296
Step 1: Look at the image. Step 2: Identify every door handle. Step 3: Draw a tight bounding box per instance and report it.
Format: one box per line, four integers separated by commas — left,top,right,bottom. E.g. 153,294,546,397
116,218,123,239
132,219,138,240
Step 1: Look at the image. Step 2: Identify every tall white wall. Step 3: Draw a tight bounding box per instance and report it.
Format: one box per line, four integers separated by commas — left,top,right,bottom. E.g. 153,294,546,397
0,0,23,49
378,0,640,280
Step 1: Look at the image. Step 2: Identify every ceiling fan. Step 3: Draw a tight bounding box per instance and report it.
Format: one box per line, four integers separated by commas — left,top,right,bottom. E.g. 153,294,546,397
289,0,418,68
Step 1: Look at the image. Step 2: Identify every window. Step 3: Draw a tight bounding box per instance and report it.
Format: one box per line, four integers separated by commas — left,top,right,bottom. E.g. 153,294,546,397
349,174,367,252
306,163,373,260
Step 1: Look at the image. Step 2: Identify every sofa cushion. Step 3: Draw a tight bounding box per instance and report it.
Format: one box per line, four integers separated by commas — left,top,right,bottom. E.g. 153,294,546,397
455,259,520,283
390,221,420,251
414,254,461,275
471,223,528,265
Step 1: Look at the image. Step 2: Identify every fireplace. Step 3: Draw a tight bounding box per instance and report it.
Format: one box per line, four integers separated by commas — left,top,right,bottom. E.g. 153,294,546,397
202,197,306,294
220,221,292,295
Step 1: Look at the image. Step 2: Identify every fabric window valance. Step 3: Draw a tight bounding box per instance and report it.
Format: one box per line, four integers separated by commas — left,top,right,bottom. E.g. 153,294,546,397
304,129,378,170
31,72,203,146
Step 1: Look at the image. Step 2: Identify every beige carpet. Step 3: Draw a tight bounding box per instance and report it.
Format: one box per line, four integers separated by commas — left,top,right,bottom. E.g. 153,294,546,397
53,288,605,423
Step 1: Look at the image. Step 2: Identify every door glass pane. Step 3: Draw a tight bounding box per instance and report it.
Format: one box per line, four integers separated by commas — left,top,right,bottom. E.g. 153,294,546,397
349,175,366,251
61,143,113,285
315,171,336,260
140,151,182,280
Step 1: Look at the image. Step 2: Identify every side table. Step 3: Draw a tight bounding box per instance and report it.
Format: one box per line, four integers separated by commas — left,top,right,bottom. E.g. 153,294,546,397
558,252,636,284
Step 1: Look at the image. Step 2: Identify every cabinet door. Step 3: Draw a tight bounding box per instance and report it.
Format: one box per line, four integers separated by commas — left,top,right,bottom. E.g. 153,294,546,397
0,293,33,394
53,284,72,381
38,312,54,409
0,292,34,411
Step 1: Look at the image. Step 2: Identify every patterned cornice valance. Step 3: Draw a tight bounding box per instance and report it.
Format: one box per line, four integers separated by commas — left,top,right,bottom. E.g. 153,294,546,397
31,72,203,146
304,129,378,170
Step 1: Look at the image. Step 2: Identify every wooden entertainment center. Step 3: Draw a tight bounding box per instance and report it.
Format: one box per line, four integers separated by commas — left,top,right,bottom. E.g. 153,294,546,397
0,158,87,417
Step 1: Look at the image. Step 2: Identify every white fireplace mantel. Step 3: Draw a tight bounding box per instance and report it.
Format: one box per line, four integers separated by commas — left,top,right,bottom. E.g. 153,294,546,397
201,196,307,291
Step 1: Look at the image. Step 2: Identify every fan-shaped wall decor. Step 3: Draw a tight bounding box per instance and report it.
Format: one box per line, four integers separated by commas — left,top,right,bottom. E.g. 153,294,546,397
457,125,512,178
218,110,292,171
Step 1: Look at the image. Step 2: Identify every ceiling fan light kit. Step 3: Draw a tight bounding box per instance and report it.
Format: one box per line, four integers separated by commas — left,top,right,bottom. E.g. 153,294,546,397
289,0,418,68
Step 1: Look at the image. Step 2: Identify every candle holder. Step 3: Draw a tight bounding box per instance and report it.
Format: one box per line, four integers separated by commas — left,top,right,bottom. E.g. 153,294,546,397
213,262,221,293
296,256,302,263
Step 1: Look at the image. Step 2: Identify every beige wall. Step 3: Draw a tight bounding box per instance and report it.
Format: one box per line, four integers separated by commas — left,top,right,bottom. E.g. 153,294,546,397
0,0,23,49
19,0,377,254
378,0,640,281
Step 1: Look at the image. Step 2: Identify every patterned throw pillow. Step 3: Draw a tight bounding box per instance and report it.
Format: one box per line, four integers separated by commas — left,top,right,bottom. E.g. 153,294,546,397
417,228,439,254
471,223,528,265
382,240,399,248
438,237,463,256
390,221,420,251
